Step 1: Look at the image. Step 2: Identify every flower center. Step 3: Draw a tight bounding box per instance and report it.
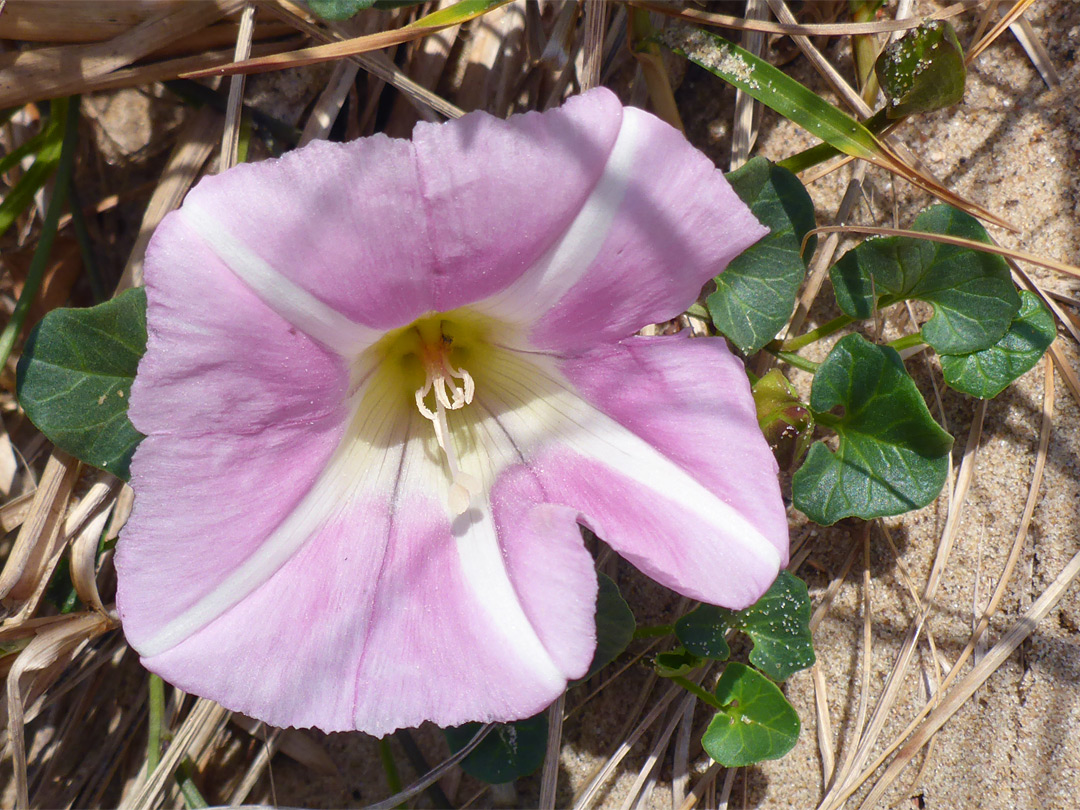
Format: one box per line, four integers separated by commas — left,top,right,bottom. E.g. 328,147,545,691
411,319,481,515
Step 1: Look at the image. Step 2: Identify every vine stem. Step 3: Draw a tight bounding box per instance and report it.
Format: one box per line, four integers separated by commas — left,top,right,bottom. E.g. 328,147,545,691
781,314,854,352
669,675,726,712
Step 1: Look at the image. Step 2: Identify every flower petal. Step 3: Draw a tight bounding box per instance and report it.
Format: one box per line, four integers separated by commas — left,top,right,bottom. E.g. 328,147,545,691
467,337,786,609
172,134,437,330
469,98,768,352
132,213,352,436
413,88,623,313
121,370,598,734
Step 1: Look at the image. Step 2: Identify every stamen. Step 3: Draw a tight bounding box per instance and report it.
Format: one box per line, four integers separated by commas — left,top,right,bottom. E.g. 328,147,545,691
412,328,480,515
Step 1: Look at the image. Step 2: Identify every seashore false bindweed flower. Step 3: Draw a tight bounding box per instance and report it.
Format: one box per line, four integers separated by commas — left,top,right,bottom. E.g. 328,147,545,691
116,88,789,735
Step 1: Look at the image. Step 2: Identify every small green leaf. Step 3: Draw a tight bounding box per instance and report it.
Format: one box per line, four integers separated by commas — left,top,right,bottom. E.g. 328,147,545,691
675,572,814,680
444,714,547,784
701,663,800,767
577,573,636,682
304,0,375,20
708,159,816,353
730,572,815,680
792,333,954,525
654,647,705,677
16,288,147,480
940,291,1056,399
876,21,966,119
831,205,1019,354
675,606,731,661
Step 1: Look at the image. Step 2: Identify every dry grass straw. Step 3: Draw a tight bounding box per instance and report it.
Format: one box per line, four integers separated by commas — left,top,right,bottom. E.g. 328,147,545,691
0,1,245,108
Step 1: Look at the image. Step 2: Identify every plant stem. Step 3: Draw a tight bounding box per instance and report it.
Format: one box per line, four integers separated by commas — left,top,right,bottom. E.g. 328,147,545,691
769,349,820,374
0,97,78,370
887,333,926,352
378,738,405,804
670,675,726,712
781,314,855,352
66,183,105,303
176,758,208,809
633,623,674,640
147,674,165,774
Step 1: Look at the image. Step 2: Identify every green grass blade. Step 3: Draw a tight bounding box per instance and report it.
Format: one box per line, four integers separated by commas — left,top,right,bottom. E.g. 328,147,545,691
659,27,885,162
0,97,78,369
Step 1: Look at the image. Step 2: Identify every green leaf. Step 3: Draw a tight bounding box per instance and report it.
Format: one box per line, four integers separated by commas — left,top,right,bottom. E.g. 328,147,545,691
676,572,814,680
701,663,800,767
940,291,1056,399
16,288,147,480
674,606,731,661
444,714,547,784
730,572,815,680
654,647,705,678
304,0,375,20
831,205,1020,354
876,21,966,119
792,333,953,525
708,158,817,353
577,573,636,682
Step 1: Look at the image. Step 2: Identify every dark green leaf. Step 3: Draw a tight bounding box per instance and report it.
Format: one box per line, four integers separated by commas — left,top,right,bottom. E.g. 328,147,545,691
701,663,800,767
708,158,816,353
576,573,636,682
676,572,814,680
831,205,1019,354
876,21,966,119
654,647,705,677
444,714,547,784
731,571,815,680
675,606,731,661
792,333,953,525
940,291,1056,399
304,0,375,20
17,288,147,480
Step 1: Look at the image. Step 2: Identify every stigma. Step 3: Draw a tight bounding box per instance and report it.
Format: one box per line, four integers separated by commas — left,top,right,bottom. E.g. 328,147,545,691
412,323,480,515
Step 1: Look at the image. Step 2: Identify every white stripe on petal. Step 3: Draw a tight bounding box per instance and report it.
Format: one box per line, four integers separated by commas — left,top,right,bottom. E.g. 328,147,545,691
182,200,379,357
475,348,782,571
472,109,645,330
452,504,566,688
137,370,410,658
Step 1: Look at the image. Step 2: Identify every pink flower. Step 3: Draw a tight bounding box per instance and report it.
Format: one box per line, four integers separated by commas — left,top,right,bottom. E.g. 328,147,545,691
116,88,788,735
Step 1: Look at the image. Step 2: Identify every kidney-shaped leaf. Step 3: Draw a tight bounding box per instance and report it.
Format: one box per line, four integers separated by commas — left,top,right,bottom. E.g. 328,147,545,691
17,288,147,480
731,571,815,680
831,205,1019,354
701,663,800,767
792,333,953,525
708,158,816,354
940,291,1055,399
444,713,548,784
675,605,731,661
676,572,813,680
